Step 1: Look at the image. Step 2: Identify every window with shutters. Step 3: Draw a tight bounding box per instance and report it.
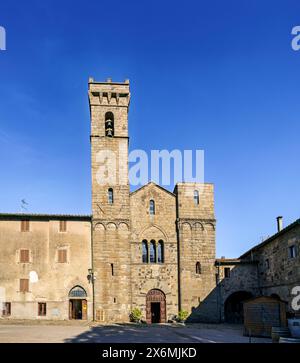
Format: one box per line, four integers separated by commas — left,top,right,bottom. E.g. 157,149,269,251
20,279,29,293
2,302,11,316
38,302,47,316
58,249,67,263
21,220,30,232
59,220,67,232
20,249,30,263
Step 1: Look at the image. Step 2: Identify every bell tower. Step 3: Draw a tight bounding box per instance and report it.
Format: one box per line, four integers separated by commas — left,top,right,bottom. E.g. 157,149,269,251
88,77,131,322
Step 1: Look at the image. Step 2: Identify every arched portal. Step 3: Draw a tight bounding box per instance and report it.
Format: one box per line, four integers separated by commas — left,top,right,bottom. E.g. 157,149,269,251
146,289,166,324
68,286,87,320
224,291,253,324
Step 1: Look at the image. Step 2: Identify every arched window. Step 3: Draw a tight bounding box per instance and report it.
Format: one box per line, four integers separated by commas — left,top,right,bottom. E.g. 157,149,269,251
157,240,164,263
105,112,114,137
196,261,201,274
142,240,148,263
150,240,156,263
108,188,114,204
194,190,199,205
149,200,155,215
69,286,87,298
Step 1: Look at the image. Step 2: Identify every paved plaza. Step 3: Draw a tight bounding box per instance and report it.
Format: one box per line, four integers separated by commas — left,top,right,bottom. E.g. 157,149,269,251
0,322,271,343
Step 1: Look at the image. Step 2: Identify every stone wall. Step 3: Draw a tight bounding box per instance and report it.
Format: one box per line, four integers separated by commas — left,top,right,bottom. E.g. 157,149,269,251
0,216,92,320
175,183,217,322
243,222,300,314
130,183,178,321
89,79,132,322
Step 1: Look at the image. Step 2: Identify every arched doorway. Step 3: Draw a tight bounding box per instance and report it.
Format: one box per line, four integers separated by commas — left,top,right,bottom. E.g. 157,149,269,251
224,291,253,324
69,286,87,320
146,289,166,324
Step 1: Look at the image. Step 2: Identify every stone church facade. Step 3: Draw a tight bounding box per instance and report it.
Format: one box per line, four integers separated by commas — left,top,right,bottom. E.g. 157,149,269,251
0,78,217,323
0,78,299,323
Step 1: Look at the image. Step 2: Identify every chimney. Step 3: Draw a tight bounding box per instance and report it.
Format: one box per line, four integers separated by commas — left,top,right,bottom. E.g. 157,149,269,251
276,216,283,232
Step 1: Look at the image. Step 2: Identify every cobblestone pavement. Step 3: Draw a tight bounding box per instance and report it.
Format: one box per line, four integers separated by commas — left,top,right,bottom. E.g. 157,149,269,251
0,322,272,343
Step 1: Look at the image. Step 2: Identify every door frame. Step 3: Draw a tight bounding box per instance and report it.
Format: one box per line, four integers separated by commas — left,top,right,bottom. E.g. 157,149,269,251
146,289,166,324
69,298,87,320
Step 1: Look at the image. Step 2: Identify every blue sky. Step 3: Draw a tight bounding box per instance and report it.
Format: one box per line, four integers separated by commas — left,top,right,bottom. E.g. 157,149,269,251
0,0,300,257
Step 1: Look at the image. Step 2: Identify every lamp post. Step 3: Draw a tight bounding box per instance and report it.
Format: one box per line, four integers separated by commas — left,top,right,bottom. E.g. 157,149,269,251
87,268,95,321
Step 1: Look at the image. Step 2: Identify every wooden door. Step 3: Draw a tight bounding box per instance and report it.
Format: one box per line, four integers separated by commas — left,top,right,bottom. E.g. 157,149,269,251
82,299,87,320
69,300,73,319
146,289,166,323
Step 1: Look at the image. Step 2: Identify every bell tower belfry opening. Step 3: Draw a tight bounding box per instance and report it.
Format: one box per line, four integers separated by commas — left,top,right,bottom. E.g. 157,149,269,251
88,77,131,322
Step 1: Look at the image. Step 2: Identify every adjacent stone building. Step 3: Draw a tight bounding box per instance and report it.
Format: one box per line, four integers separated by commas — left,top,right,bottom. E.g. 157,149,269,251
0,78,299,324
214,217,300,323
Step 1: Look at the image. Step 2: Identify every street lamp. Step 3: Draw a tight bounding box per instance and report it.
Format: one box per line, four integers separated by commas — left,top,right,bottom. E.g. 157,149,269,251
87,268,95,284
87,268,95,321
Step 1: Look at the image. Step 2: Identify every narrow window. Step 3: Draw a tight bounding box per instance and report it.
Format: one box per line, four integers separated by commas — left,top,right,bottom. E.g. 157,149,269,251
21,220,30,232
194,190,199,206
108,188,114,204
224,267,231,278
20,279,29,293
150,240,156,263
58,249,67,263
20,249,29,263
111,263,114,276
142,240,148,263
266,258,270,269
105,112,114,137
157,240,164,263
2,302,11,317
288,245,297,259
38,302,47,316
196,261,201,274
149,200,155,215
59,220,67,232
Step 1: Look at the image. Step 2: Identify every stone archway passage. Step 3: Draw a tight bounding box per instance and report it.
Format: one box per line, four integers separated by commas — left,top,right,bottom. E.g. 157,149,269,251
224,291,253,324
146,289,166,324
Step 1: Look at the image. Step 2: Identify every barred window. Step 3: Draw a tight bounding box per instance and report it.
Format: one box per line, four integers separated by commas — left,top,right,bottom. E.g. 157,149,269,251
38,302,47,316
2,302,11,316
